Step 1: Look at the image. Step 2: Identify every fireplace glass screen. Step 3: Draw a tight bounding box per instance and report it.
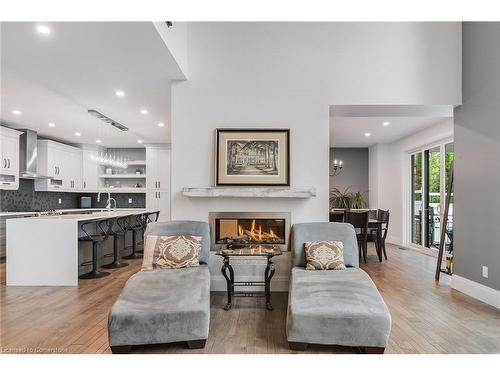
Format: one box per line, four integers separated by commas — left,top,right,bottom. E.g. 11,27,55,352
215,218,286,246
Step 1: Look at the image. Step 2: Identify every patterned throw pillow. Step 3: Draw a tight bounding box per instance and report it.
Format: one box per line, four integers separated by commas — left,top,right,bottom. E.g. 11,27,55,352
142,235,202,270
304,240,346,270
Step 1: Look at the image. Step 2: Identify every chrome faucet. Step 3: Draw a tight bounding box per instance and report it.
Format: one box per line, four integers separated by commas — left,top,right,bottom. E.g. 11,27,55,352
107,197,117,212
97,191,115,213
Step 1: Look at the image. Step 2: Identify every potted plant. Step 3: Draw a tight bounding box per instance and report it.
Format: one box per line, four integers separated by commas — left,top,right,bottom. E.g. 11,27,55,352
329,188,352,209
350,191,368,209
329,188,368,210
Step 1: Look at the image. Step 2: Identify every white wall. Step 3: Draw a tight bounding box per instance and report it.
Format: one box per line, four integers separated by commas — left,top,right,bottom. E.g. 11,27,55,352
370,118,454,245
154,22,188,78
171,22,461,290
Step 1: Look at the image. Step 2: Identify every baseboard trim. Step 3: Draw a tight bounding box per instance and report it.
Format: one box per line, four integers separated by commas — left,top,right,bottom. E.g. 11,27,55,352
451,274,500,309
386,236,401,246
406,245,438,258
211,275,289,292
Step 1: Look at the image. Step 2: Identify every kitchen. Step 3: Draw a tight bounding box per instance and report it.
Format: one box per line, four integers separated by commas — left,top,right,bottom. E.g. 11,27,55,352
0,22,178,284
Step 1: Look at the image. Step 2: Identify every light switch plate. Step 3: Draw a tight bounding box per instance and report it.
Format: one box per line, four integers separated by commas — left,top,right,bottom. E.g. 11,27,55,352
128,198,132,204
482,266,488,278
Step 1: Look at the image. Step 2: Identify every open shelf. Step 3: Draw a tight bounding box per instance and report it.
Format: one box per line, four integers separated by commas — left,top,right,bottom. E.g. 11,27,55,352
99,174,146,179
124,160,146,166
98,160,146,166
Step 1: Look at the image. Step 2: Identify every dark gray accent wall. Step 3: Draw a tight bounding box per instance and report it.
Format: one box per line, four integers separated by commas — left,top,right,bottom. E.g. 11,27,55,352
0,179,145,212
329,148,369,204
454,22,500,291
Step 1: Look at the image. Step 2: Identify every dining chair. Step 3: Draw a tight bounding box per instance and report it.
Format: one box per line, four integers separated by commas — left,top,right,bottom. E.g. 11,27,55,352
377,209,390,260
329,211,344,223
344,210,369,263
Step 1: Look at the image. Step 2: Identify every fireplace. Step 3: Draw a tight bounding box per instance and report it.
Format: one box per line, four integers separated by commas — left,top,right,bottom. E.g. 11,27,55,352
209,212,291,252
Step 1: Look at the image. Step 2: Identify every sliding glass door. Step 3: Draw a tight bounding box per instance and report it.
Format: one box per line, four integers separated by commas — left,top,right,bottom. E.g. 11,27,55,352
425,146,441,248
410,153,423,245
409,141,454,250
444,143,454,249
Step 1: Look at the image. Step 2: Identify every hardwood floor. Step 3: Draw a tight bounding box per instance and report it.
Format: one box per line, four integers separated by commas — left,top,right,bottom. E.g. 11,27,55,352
1,243,499,354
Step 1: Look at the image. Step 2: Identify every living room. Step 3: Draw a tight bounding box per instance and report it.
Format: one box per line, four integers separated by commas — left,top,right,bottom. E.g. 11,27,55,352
1,1,499,373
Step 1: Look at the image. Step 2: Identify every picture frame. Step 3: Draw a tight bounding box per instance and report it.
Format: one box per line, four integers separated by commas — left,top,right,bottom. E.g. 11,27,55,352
216,128,290,186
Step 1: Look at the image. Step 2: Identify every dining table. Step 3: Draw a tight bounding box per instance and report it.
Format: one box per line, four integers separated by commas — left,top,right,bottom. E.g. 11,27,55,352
330,209,386,262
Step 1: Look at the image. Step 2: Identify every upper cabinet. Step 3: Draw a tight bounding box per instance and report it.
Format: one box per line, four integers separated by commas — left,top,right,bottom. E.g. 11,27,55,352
35,140,83,192
146,146,170,191
146,145,171,221
0,126,22,190
82,148,99,190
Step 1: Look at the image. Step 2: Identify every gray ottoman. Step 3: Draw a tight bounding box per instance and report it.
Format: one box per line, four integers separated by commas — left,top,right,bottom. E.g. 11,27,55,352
286,222,391,353
108,221,211,353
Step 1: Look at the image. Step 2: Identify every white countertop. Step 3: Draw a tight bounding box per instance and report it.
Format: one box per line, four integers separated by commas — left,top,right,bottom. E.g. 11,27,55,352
0,208,146,218
5,208,149,286
6,209,147,222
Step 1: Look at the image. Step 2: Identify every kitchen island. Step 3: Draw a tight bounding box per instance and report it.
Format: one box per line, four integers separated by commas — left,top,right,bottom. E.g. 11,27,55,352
6,210,147,286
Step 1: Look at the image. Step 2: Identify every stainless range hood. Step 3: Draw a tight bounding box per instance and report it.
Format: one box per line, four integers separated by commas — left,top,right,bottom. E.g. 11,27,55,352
19,129,54,180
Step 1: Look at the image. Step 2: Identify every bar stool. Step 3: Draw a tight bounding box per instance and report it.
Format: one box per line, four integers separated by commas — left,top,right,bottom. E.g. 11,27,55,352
134,213,149,254
103,216,129,269
146,211,160,224
123,214,144,259
78,218,113,279
136,211,159,251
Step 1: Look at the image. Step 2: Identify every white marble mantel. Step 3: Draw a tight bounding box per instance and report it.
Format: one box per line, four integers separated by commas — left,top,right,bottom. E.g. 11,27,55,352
182,186,316,198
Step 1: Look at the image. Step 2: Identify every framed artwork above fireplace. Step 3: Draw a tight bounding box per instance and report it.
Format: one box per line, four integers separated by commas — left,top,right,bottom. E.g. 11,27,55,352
216,128,290,186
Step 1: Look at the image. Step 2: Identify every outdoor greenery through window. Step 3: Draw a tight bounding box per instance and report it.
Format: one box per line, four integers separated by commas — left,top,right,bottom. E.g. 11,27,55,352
410,141,454,249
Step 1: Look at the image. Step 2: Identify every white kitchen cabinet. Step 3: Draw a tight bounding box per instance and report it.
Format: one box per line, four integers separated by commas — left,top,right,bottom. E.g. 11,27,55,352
146,146,170,190
66,148,82,190
81,148,99,190
35,140,82,192
146,145,170,221
146,148,158,190
0,126,22,190
146,190,170,222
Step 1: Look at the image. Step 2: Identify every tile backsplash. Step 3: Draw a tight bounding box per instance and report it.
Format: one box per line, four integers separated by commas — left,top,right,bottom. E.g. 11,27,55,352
0,179,145,212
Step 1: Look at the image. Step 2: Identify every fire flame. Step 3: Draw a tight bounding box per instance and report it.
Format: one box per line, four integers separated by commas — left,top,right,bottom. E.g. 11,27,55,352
233,219,280,244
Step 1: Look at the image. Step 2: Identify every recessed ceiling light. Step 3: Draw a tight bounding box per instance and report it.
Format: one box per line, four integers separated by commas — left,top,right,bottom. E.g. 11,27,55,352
137,139,143,144
364,132,371,137
75,132,81,137
383,121,390,126
96,139,101,144
115,90,125,97
140,109,148,115
36,25,51,35
158,122,165,127
12,109,21,115
48,122,55,127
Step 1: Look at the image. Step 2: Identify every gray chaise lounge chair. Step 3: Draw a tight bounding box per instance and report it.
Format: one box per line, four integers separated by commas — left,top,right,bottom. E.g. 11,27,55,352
108,221,211,353
286,222,391,353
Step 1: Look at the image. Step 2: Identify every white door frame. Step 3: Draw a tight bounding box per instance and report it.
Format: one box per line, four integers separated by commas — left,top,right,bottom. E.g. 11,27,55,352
403,136,454,248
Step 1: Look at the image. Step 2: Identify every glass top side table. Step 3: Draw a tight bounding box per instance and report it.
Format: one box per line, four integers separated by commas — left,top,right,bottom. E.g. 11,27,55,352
215,246,282,311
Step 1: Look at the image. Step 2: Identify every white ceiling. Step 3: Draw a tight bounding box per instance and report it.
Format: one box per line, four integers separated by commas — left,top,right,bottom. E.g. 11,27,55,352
330,116,451,147
1,22,183,147
329,105,454,147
